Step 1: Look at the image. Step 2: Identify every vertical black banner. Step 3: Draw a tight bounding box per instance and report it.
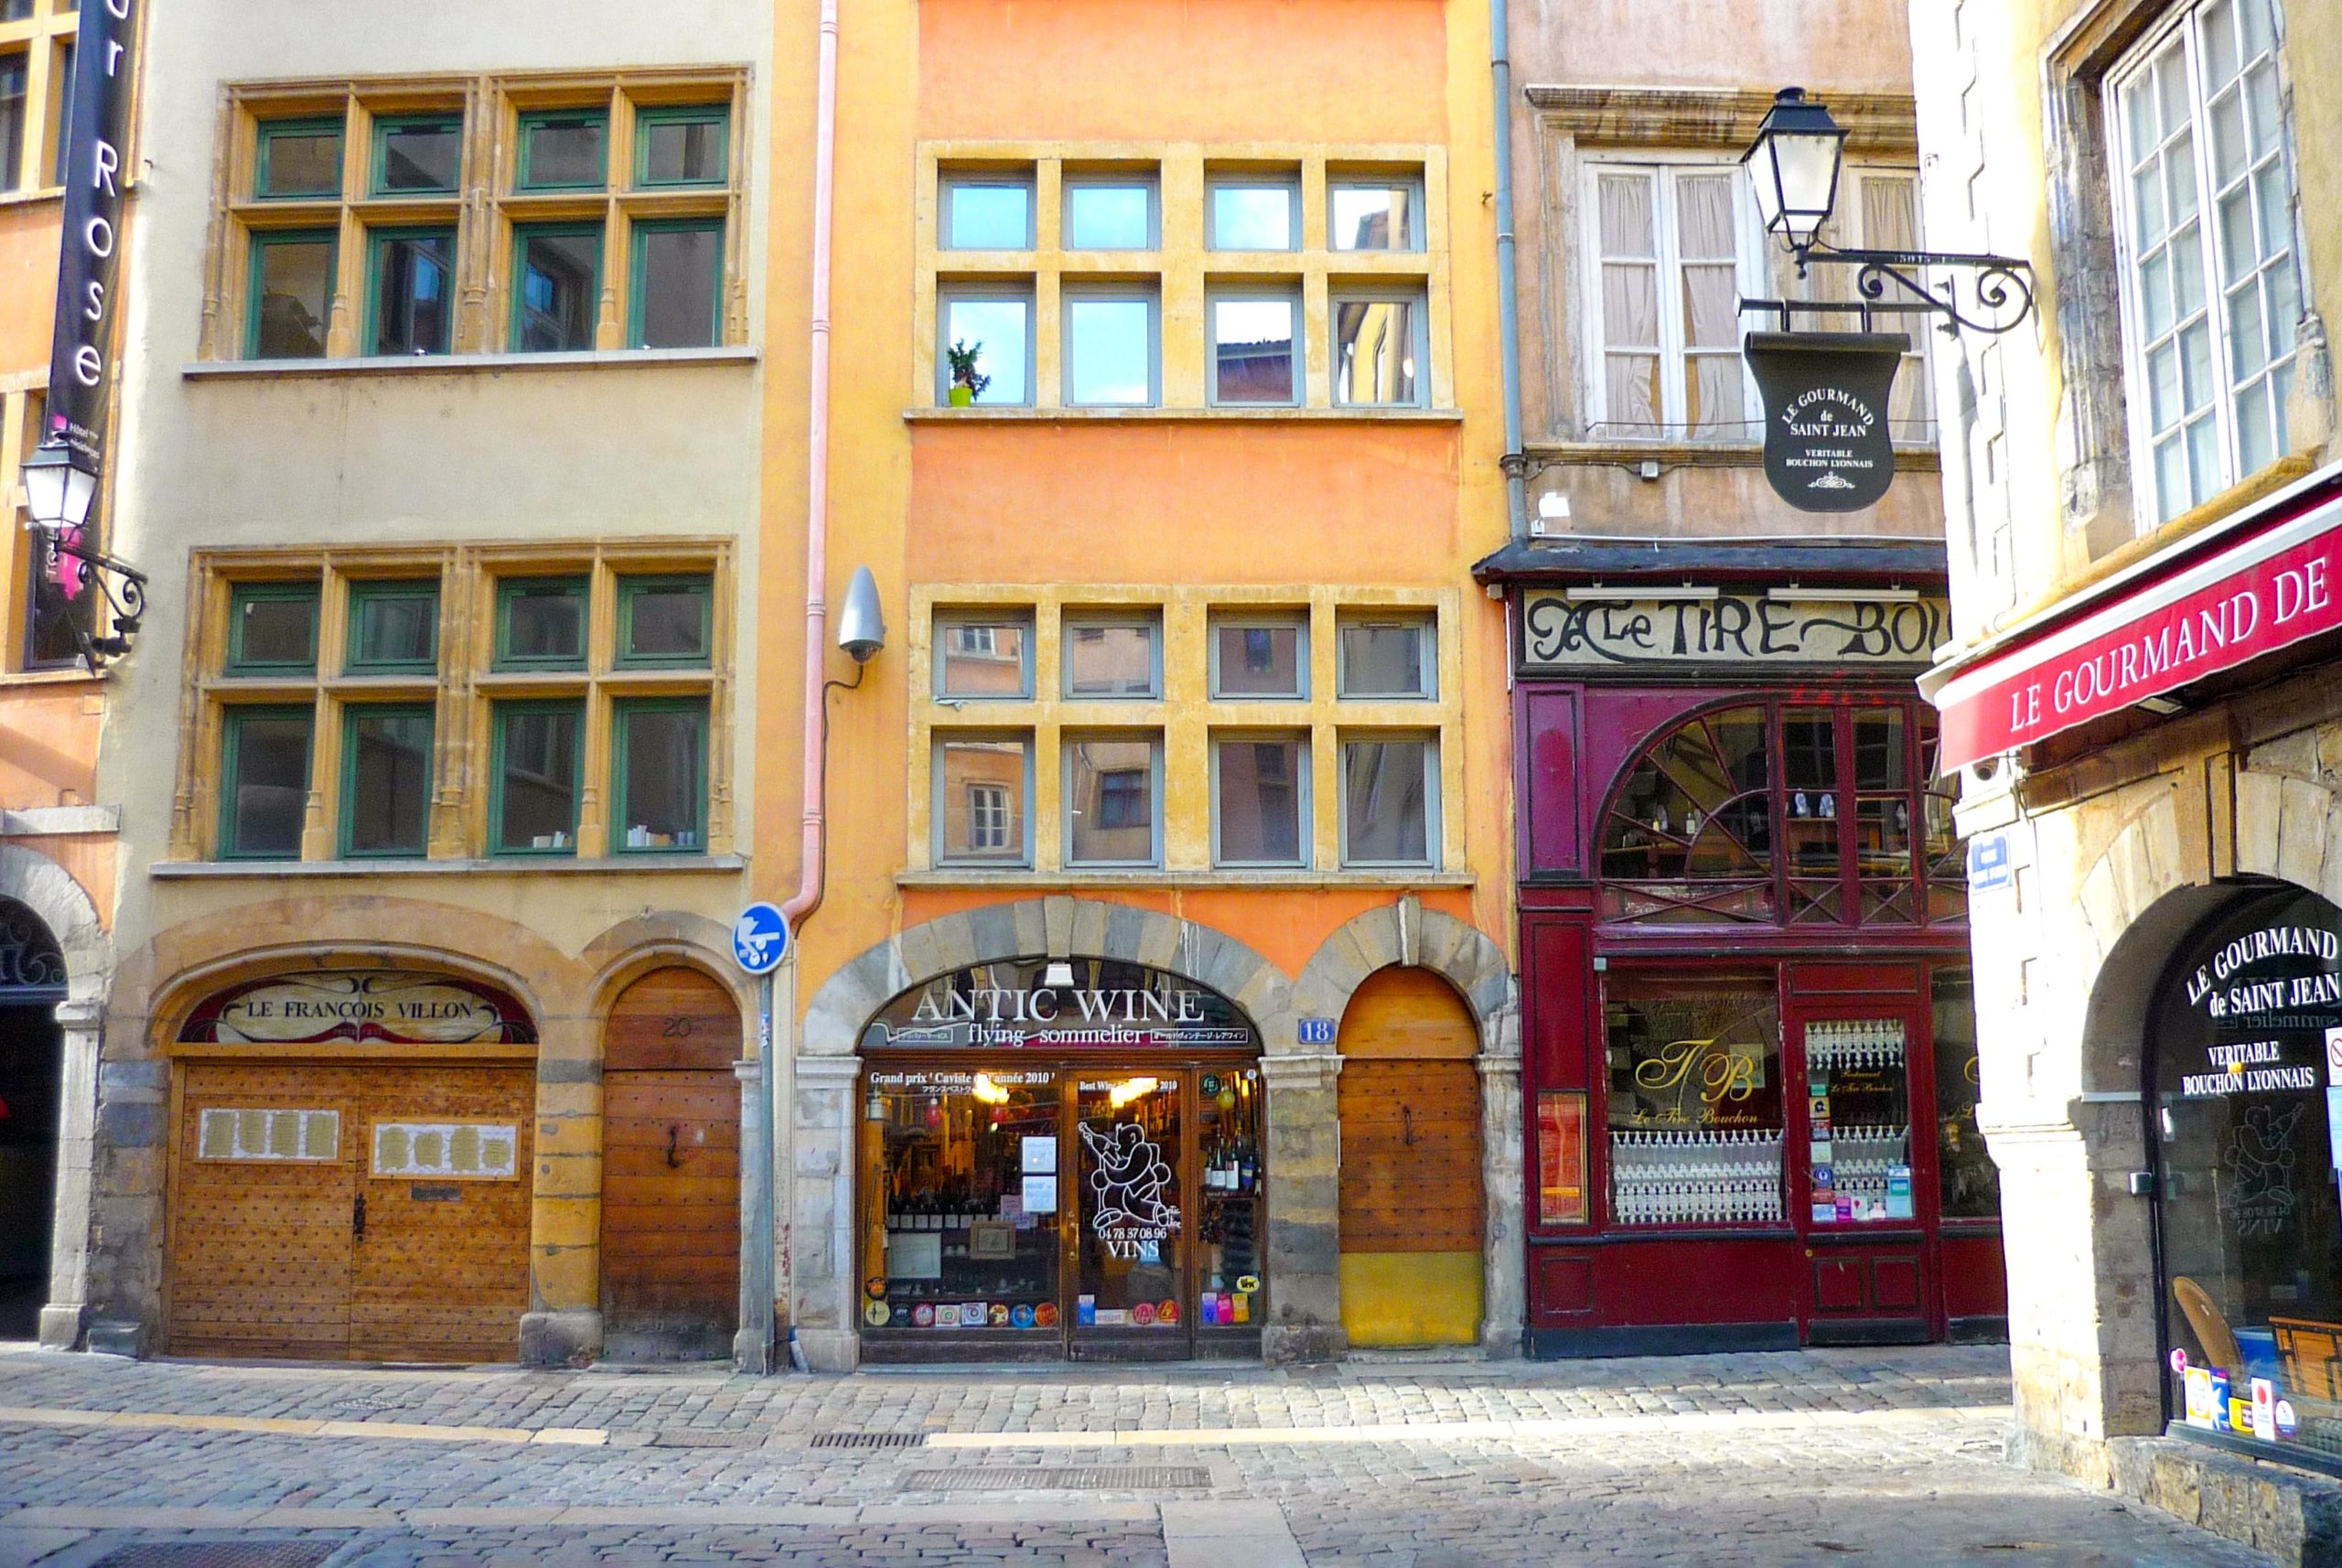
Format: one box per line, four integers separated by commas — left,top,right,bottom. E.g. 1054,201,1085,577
1743,330,1907,513
43,0,137,470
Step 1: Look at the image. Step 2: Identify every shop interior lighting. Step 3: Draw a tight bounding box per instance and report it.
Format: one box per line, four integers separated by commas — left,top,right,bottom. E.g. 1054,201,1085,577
1108,1077,1160,1110
971,1071,1009,1105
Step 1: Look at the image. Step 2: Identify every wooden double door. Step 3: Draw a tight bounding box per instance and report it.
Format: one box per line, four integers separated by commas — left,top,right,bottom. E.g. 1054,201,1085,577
168,1058,533,1361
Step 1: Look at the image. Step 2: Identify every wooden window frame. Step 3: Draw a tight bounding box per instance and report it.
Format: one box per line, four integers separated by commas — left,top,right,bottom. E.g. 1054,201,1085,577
509,221,606,356
628,216,725,350
208,71,750,360
362,224,457,358
493,575,591,671
244,229,341,361
180,544,735,865
614,574,714,669
338,702,436,860
217,703,316,862
515,106,609,192
253,114,346,200
609,694,709,854
343,579,439,675
489,696,587,857
225,582,322,675
0,0,77,197
634,102,729,189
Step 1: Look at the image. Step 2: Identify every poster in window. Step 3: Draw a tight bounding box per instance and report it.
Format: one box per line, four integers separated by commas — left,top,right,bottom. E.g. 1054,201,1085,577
1537,1091,1588,1225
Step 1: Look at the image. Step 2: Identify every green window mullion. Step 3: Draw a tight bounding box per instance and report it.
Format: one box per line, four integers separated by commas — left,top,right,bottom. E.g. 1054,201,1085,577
254,115,345,199
244,230,339,360
489,699,586,856
364,226,457,357
627,217,724,349
610,696,708,854
516,109,608,191
345,580,441,674
225,582,321,675
493,575,591,670
218,703,315,861
509,224,604,354
338,703,435,859
614,575,714,668
370,113,462,197
633,104,729,188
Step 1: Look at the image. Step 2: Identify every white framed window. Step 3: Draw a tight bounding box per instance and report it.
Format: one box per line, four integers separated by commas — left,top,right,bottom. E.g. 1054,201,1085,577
1064,732,1163,867
940,172,1035,250
1208,175,1301,251
1331,287,1427,408
938,285,1036,407
935,734,1033,865
1063,284,1160,407
1337,613,1436,699
1339,734,1438,868
933,611,1034,699
1064,174,1158,251
2108,0,2303,524
1208,613,1308,699
1582,161,1762,441
1211,732,1311,867
1328,177,1424,252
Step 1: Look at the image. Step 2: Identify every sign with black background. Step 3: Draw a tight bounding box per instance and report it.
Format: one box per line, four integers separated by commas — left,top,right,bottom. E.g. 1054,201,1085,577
44,0,138,470
1745,331,1907,513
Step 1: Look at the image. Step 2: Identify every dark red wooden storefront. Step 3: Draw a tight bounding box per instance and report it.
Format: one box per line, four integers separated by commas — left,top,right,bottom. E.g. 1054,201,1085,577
1485,540,2005,1356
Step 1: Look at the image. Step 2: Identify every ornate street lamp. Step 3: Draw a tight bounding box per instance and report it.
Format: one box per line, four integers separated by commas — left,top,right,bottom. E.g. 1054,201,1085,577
20,434,146,671
1737,87,2036,336
1742,87,1847,252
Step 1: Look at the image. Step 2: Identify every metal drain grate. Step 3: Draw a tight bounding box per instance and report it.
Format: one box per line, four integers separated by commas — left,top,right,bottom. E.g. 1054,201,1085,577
902,1466,1210,1491
810,1431,927,1449
93,1547,338,1568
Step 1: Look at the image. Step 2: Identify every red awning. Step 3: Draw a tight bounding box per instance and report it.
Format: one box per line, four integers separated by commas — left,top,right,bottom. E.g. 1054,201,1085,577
1924,461,2342,772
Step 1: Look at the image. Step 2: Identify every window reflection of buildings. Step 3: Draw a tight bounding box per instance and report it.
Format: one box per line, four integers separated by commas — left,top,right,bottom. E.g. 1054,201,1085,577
941,740,1026,860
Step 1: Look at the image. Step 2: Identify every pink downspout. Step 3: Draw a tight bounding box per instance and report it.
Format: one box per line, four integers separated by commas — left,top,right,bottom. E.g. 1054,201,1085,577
783,0,840,929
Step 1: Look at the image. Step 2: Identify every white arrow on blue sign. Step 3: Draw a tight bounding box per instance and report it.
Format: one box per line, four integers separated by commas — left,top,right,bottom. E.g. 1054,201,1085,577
732,901,790,975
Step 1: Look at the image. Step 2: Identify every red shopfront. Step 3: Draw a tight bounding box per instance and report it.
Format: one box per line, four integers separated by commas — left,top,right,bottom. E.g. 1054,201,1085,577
1482,539,2006,1355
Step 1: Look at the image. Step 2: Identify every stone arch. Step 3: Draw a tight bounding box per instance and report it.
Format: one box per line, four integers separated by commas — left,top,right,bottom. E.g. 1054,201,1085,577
1293,897,1522,1358
802,896,1292,1055
0,844,112,1349
581,912,757,1031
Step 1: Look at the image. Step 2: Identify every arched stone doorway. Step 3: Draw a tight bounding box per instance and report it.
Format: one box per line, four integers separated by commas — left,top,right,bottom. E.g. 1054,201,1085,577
0,898,66,1338
1337,966,1483,1347
599,964,743,1362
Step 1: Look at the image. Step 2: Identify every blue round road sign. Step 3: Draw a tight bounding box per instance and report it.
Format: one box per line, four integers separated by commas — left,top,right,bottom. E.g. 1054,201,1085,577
732,901,790,975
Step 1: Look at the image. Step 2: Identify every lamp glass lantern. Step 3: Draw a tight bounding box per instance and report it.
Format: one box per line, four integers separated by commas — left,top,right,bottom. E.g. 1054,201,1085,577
21,437,98,532
1742,87,1847,252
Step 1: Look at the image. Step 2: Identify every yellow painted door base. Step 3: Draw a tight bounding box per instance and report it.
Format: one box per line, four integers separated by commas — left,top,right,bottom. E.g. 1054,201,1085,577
1340,1250,1481,1347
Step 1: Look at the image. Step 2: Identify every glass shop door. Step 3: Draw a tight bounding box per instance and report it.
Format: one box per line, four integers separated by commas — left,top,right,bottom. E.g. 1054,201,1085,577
1787,995,1936,1343
1069,1072,1191,1359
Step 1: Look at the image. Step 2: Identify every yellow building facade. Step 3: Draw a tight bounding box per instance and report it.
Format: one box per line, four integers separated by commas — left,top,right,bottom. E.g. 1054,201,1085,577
768,0,1518,1366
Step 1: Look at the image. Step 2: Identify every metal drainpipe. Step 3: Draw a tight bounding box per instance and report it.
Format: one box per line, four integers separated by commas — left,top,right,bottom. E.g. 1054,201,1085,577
1491,0,1528,538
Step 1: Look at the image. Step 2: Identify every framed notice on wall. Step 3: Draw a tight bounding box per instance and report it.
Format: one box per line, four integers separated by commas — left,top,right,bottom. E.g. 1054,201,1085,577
1537,1092,1588,1226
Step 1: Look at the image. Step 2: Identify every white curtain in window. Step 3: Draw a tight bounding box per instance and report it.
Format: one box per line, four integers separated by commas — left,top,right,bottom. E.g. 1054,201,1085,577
1598,171,1660,431
1675,173,1744,435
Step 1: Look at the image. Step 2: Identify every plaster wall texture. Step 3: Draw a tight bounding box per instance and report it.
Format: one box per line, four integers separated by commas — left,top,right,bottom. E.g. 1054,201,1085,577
1501,0,1946,548
1909,0,2342,1487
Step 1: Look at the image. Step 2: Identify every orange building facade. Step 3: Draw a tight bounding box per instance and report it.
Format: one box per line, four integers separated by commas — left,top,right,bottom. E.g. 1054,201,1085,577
768,0,1519,1365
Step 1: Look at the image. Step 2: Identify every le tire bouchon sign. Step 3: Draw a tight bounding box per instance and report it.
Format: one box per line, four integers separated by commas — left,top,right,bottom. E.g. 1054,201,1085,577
1745,331,1907,513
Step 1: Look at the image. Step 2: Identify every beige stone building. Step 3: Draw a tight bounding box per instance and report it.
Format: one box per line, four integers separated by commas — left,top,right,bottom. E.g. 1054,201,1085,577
61,0,789,1366
1910,0,2342,1552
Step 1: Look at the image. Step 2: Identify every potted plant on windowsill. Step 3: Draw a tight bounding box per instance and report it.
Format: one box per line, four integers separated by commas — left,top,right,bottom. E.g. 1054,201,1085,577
945,338,990,407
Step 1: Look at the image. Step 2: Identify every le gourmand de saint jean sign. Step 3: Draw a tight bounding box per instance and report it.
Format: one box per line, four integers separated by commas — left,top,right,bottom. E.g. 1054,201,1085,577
1928,481,2342,772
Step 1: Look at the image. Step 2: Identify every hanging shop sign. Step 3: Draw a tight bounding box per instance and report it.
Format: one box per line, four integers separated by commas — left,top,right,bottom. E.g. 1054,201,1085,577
1927,483,2342,771
43,0,139,471
179,971,538,1046
1744,331,1907,513
863,958,1259,1052
1520,589,1946,671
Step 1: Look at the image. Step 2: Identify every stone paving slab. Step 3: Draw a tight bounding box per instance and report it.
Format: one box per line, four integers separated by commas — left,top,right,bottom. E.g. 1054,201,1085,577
0,1346,2281,1567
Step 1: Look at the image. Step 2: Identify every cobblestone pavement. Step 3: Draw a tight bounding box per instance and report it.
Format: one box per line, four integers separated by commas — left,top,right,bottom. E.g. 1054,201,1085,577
0,1343,2275,1566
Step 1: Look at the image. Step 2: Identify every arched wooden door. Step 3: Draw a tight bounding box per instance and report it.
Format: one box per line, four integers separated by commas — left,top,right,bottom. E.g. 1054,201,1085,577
1338,966,1482,1346
600,966,742,1361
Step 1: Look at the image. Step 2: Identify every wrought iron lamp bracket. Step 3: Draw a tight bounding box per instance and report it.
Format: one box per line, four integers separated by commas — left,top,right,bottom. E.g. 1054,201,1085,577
30,524,149,671
1738,240,2037,338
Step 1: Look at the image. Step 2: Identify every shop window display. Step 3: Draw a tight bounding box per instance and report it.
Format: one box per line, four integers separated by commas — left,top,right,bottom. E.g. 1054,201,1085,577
1604,972,1784,1225
2155,886,2342,1464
